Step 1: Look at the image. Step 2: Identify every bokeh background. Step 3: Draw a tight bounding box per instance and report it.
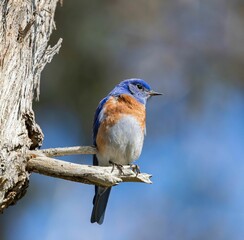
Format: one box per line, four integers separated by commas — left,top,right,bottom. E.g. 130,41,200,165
1,0,244,239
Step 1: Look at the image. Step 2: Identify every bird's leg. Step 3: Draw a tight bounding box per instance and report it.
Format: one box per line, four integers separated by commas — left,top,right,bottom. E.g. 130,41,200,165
109,160,124,174
130,164,141,176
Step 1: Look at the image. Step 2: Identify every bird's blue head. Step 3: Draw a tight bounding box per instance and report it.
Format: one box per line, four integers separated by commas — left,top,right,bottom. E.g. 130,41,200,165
109,78,162,105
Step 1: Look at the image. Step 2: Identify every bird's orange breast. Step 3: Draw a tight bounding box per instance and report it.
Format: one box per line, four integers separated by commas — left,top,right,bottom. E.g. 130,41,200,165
102,94,145,128
96,94,146,154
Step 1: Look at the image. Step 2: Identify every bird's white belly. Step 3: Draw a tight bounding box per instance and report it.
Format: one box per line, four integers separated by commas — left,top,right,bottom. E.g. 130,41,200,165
97,115,144,166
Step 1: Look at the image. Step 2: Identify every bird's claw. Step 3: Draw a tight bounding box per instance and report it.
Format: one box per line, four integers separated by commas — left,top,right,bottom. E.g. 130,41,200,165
130,164,140,176
109,160,124,174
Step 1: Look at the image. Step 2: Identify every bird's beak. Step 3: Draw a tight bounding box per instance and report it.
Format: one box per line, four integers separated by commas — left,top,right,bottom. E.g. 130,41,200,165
148,90,163,96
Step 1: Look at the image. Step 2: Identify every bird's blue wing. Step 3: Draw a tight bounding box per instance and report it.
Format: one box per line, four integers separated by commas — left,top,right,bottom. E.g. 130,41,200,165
93,96,109,146
92,96,111,224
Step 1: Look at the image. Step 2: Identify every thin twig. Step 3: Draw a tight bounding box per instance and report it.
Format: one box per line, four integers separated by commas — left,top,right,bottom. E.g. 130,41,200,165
31,145,97,157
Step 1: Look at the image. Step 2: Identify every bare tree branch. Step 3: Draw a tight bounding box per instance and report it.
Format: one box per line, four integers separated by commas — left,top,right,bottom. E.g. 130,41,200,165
27,153,152,187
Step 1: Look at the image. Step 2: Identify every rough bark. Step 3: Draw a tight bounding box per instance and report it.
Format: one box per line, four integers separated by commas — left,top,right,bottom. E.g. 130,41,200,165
0,0,62,212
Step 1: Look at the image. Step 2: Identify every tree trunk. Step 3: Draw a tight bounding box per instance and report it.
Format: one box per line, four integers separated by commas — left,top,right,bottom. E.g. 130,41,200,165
0,0,62,212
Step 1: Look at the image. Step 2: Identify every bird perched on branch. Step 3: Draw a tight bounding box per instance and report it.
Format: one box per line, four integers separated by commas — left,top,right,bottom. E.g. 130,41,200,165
91,78,162,224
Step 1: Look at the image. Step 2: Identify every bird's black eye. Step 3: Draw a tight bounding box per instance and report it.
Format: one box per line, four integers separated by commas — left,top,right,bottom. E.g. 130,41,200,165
137,84,143,90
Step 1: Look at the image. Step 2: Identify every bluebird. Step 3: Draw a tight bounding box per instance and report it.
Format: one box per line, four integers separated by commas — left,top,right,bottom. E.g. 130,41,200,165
91,78,162,224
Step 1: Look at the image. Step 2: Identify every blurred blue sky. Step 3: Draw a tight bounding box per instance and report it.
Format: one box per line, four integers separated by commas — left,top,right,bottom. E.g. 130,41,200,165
1,1,244,240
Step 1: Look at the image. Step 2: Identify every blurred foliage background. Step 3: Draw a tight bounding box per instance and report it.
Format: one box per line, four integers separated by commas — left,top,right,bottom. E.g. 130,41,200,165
1,0,244,239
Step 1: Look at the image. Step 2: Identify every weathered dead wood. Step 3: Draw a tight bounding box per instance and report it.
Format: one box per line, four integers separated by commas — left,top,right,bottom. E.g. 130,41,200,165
0,0,62,212
26,152,152,187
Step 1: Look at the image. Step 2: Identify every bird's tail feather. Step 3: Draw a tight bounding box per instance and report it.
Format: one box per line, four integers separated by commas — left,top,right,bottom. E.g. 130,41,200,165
91,186,111,224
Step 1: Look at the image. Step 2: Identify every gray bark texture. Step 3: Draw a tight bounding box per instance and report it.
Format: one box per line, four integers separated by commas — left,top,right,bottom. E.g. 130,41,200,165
0,0,62,212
